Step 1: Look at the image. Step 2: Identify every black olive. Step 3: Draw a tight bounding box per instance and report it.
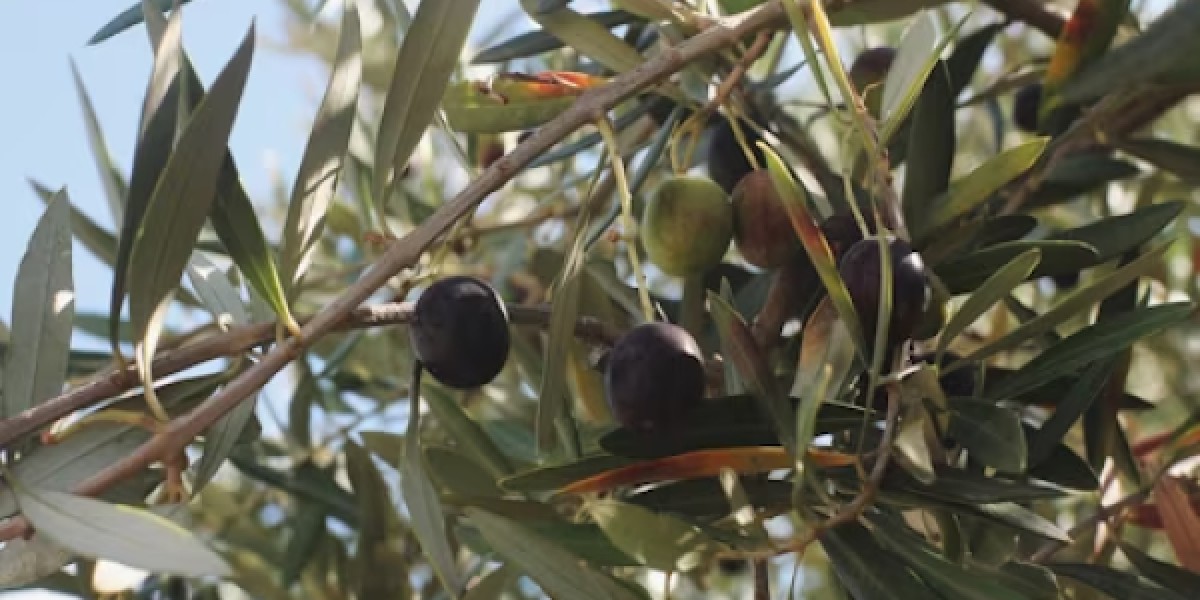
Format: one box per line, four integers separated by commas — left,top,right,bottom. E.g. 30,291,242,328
604,322,705,434
1013,83,1043,134
708,117,766,195
820,213,871,264
409,276,510,389
839,236,930,349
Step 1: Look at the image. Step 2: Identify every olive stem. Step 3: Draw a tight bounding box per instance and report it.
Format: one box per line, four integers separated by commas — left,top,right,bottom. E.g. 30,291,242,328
753,559,770,600
679,274,707,340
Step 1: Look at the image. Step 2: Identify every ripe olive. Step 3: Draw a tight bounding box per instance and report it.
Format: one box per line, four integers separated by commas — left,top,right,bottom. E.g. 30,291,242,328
820,213,870,264
732,170,800,268
409,276,511,389
1013,83,1042,133
849,46,896,116
642,175,734,276
707,117,766,194
838,236,930,348
604,322,706,434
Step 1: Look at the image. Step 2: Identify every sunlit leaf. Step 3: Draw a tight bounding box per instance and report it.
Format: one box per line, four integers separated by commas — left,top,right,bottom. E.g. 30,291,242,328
588,498,725,572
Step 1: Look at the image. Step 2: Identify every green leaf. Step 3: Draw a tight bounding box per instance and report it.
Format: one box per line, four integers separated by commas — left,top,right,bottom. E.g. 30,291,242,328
628,478,792,518
938,249,1040,356
968,503,1069,543
987,302,1193,401
281,3,362,295
708,292,797,456
1052,201,1183,263
520,0,645,74
873,514,1027,599
1049,562,1189,600
1026,153,1139,209
401,389,463,595
957,245,1167,367
880,11,942,138
3,192,74,419
923,138,1048,236
29,179,118,267
588,498,725,572
346,441,409,598
820,521,933,600
186,254,250,326
465,508,643,600
1027,359,1112,466
127,24,254,350
111,4,183,353
192,394,257,493
69,60,125,223
280,501,328,587
229,455,358,527
946,23,1005,96
949,399,1026,473
1060,0,1200,103
87,0,194,45
442,82,581,134
1119,138,1200,184
13,485,229,578
500,454,633,493
374,0,479,202
425,446,503,498
472,10,640,64
424,385,513,478
903,61,955,237
1119,542,1200,595
936,240,1096,294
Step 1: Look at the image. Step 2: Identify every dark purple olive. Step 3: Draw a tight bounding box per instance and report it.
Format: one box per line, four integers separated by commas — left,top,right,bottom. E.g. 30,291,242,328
820,213,871,264
1013,83,1043,133
409,276,510,389
849,47,896,116
708,117,766,195
732,170,800,268
839,236,930,348
604,323,705,434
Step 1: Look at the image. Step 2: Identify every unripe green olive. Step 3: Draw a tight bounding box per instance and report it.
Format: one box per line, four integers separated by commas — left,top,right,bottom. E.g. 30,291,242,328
732,170,800,268
409,276,511,389
838,236,930,348
642,175,734,276
604,322,705,434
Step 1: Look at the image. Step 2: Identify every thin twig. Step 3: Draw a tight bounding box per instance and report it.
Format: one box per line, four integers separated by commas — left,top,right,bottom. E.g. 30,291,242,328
0,0,800,543
0,303,620,449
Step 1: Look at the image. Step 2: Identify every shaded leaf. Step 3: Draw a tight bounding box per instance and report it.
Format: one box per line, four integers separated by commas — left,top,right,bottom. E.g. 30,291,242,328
936,240,1095,294
1049,562,1189,600
903,60,955,237
1052,201,1182,263
401,387,463,595
520,0,645,74
69,60,125,222
3,192,74,418
465,507,643,600
938,249,1040,356
1120,138,1200,183
346,441,408,598
588,498,725,572
1028,358,1112,466
1119,541,1200,594
472,10,641,64
820,521,933,600
87,0,194,45
949,399,1026,473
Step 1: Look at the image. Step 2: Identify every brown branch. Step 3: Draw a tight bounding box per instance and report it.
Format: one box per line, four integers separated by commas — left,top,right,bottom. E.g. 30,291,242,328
0,303,620,449
981,0,1065,37
0,0,800,543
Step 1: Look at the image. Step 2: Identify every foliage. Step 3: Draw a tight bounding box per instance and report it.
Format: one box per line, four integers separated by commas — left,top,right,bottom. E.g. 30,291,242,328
2,0,1200,598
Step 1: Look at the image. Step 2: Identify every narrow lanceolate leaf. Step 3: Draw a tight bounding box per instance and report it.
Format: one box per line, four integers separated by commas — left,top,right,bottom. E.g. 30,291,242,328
924,138,1048,236
69,60,125,223
128,24,254,346
937,250,1040,358
1027,358,1112,466
903,61,955,237
29,179,118,266
87,0,194,45
13,485,230,578
401,391,463,595
987,302,1194,401
465,508,643,600
281,3,361,295
374,0,479,202
346,441,409,598
471,10,639,64
957,245,1168,368
709,293,797,457
110,5,183,355
821,522,934,600
1049,563,1189,600
520,0,644,74
880,11,940,133
587,498,725,572
186,254,250,327
3,192,73,419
